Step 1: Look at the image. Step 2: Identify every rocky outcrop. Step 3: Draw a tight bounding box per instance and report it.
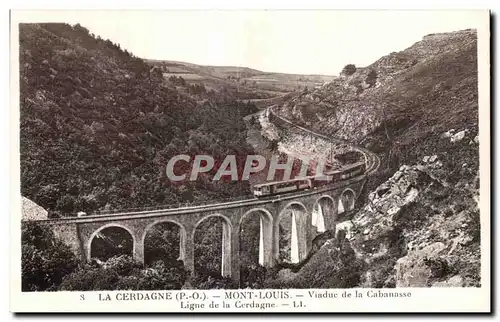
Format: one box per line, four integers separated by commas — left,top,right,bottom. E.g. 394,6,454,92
394,242,447,287
265,232,365,289
348,155,480,288
257,110,360,168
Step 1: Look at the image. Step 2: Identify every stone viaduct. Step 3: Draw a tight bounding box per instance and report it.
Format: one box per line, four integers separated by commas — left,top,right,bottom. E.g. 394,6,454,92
35,174,366,284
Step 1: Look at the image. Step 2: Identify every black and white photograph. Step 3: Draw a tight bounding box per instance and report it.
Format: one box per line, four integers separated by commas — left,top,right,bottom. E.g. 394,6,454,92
10,9,490,313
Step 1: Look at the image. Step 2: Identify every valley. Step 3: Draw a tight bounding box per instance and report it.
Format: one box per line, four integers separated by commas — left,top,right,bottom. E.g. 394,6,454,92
19,22,481,292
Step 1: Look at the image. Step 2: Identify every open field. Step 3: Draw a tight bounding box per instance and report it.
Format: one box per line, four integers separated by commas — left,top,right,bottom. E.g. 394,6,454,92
147,59,337,95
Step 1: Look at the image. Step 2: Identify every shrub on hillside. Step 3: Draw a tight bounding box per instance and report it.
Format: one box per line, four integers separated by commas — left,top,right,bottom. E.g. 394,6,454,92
59,256,189,291
341,64,357,76
90,227,134,261
102,255,143,275
194,218,225,276
308,235,365,288
20,23,257,218
59,265,120,291
240,264,267,289
263,233,366,289
135,260,188,290
365,69,378,87
335,150,363,164
144,223,182,266
191,273,237,290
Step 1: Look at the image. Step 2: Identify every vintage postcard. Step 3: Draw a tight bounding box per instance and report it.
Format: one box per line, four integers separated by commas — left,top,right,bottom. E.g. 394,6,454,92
10,9,491,313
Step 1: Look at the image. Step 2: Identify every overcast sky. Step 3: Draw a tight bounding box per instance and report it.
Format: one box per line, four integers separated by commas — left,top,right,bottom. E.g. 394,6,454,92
16,10,487,75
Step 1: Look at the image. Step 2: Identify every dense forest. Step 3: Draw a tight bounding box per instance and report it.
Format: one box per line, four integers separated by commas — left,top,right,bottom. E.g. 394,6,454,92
20,23,258,217
20,23,302,291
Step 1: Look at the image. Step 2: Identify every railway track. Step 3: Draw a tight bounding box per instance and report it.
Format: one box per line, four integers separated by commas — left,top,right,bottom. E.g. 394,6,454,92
37,175,367,223
268,108,381,175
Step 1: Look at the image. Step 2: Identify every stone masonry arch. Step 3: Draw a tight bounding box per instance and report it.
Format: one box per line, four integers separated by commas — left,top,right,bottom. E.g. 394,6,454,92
193,213,233,277
142,219,187,264
275,201,309,264
339,188,356,214
87,223,136,261
313,195,336,232
239,208,273,267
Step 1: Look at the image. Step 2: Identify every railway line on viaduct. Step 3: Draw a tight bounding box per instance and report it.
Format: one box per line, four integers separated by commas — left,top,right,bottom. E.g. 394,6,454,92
29,107,381,284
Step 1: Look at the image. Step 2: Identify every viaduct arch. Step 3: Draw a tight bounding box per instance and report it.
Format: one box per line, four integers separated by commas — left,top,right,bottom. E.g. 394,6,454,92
193,214,233,277
239,208,273,267
88,223,135,261
141,219,187,263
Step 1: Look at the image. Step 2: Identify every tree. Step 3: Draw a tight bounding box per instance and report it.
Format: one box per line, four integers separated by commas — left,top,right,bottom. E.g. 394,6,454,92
135,260,188,290
34,184,60,210
58,265,121,291
90,227,134,261
191,274,237,290
341,64,357,76
21,221,79,291
240,264,267,289
20,23,257,219
194,218,224,275
365,69,378,87
144,223,181,266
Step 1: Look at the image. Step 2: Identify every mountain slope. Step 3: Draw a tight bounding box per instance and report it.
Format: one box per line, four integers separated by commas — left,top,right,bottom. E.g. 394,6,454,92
274,29,478,181
20,23,257,216
270,29,481,288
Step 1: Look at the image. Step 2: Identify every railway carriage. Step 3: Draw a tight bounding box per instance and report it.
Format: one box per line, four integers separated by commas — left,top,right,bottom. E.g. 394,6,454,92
310,174,333,188
253,178,312,197
256,109,370,198
252,161,367,198
325,161,366,181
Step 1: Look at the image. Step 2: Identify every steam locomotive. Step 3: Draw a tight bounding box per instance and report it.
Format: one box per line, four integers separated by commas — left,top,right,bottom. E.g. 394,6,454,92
252,161,366,197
